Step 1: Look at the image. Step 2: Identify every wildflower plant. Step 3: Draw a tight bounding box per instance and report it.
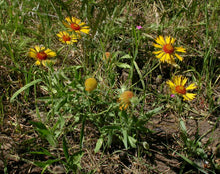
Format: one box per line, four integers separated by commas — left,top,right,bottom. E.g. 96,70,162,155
6,0,219,173
63,16,90,35
166,75,197,101
28,45,56,66
153,36,186,65
56,31,78,45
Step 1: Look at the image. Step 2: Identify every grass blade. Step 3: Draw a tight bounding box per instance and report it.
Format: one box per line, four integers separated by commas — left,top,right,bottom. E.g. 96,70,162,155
10,79,42,102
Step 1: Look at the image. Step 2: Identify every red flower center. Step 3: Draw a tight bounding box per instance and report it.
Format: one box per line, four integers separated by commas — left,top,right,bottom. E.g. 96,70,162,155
70,23,81,31
62,35,71,42
37,51,47,60
175,85,186,94
163,44,174,54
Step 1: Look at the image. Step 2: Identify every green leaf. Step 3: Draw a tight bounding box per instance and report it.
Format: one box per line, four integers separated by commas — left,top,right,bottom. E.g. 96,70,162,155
54,97,67,112
102,125,121,130
30,148,54,157
128,136,137,148
10,79,42,102
116,62,131,69
69,151,84,167
122,129,128,149
179,118,187,136
34,159,60,168
63,137,69,161
30,121,57,147
133,60,145,89
145,106,163,116
174,151,209,174
30,121,47,130
94,138,103,153
120,54,133,59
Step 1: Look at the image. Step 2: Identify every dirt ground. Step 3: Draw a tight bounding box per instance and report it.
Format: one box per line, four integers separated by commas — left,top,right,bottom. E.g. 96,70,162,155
0,100,219,174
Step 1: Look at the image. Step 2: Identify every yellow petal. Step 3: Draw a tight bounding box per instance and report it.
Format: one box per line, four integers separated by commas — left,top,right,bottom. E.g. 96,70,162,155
175,47,186,53
29,51,37,59
66,41,71,45
167,80,175,88
57,33,63,37
155,36,164,46
39,46,45,51
174,76,182,86
159,54,166,62
181,77,187,86
159,35,166,45
153,50,163,55
79,22,86,26
80,28,90,34
63,22,70,28
186,83,197,90
45,49,56,57
75,19,81,24
65,17,71,23
35,60,41,65
34,45,40,52
59,39,65,43
171,37,176,44
175,53,183,61
156,52,165,59
183,93,196,101
165,53,171,63
165,36,171,44
153,44,163,48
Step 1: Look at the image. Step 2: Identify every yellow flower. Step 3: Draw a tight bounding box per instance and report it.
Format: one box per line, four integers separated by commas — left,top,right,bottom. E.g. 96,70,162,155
85,78,97,92
63,16,90,35
153,36,186,65
119,91,134,110
166,75,197,101
28,45,56,66
56,31,78,44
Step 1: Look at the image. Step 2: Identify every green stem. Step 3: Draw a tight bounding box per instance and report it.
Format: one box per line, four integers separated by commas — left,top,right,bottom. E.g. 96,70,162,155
130,62,160,88
61,45,72,69
80,94,92,149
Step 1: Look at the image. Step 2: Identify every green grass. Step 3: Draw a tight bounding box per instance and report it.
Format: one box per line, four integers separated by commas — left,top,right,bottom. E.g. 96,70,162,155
0,0,219,173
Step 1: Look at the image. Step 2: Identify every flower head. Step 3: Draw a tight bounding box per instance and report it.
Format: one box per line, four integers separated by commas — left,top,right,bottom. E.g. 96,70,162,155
170,94,175,98
119,91,134,110
103,52,111,62
166,75,197,101
153,36,186,65
136,25,143,30
85,78,97,92
28,46,56,66
63,16,90,35
57,31,78,44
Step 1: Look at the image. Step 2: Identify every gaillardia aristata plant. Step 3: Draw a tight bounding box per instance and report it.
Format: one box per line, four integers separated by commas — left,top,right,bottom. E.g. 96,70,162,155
119,91,134,110
63,16,90,35
153,36,186,65
56,31,78,45
166,75,197,101
85,78,98,92
28,45,56,66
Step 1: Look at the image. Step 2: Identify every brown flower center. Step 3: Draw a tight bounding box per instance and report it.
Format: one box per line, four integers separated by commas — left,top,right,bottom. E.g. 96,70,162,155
37,51,47,60
62,35,71,42
70,23,81,31
175,85,186,94
163,44,174,54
